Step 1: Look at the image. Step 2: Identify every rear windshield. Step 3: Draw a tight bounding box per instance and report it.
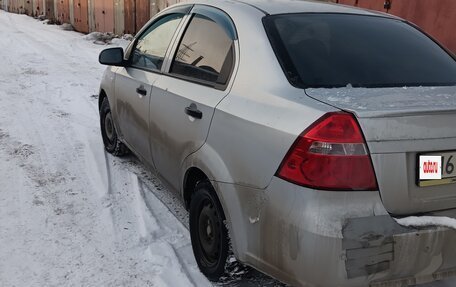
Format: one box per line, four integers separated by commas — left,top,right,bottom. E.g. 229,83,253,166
263,14,456,89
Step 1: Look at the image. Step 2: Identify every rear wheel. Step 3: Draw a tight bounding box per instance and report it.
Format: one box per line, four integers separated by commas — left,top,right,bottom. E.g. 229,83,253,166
190,181,229,281
100,97,129,156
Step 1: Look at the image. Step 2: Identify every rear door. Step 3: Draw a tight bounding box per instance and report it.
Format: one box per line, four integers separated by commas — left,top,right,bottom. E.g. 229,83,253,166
114,7,190,165
148,5,237,190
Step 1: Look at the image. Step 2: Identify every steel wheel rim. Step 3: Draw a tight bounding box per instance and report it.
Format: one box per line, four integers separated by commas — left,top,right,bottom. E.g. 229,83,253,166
104,112,115,144
198,199,221,268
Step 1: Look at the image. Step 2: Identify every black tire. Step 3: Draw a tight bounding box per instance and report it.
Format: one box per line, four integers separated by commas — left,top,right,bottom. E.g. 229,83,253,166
100,97,129,156
190,181,230,281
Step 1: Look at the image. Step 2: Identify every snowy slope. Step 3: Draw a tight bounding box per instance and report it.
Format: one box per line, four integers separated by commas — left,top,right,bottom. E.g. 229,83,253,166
0,10,454,287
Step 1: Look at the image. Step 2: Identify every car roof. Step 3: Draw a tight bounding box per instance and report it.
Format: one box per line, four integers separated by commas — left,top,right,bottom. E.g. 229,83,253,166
185,0,394,17
244,0,380,15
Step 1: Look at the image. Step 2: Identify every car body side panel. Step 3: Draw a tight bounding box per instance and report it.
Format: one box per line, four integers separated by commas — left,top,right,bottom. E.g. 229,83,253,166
114,68,157,165
207,100,330,189
203,2,335,189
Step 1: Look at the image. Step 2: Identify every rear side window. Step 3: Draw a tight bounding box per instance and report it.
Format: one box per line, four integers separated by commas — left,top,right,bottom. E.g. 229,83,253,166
170,14,234,87
263,14,456,88
131,13,184,71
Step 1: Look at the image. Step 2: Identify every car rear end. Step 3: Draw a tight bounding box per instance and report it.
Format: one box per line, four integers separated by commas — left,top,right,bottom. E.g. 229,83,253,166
256,175,456,287
235,7,456,287
249,105,456,287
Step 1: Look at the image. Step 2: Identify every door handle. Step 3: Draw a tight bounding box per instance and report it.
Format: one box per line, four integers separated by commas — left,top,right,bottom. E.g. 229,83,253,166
185,103,203,119
136,86,147,96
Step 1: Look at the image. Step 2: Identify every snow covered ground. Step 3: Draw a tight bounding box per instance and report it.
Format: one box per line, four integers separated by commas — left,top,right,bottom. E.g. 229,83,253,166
0,10,283,287
0,9,454,287
0,10,211,287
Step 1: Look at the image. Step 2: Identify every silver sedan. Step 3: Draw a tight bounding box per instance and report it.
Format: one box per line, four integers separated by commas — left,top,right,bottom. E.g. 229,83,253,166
97,0,456,286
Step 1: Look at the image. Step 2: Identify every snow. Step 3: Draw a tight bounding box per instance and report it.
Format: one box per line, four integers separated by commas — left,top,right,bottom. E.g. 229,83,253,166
395,216,456,230
305,86,456,118
248,217,259,224
0,10,210,287
83,31,127,45
0,9,454,287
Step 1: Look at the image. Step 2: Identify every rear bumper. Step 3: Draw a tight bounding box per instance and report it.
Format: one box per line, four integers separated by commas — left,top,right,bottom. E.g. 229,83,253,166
221,177,456,287
343,215,456,286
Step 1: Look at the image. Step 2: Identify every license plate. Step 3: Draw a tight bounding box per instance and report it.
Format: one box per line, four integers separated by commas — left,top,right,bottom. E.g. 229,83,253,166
418,151,456,187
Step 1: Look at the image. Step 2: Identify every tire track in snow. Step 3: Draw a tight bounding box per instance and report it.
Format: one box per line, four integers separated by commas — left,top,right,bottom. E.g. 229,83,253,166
136,177,202,287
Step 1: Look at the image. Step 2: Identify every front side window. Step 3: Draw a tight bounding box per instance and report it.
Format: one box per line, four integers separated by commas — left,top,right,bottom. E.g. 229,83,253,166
170,14,234,86
131,13,184,71
264,14,456,89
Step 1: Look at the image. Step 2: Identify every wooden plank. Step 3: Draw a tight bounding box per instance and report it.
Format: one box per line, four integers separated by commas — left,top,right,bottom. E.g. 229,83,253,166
135,0,149,32
94,0,115,32
45,0,55,21
24,0,33,15
57,0,70,23
124,0,136,34
32,0,45,16
103,0,114,32
356,0,386,12
114,0,124,35
73,0,89,33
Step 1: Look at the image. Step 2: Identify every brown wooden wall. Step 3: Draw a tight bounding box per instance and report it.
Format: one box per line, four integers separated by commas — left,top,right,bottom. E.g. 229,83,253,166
123,0,150,34
45,0,54,20
337,0,456,53
9,0,23,13
123,0,136,34
56,0,70,24
94,0,114,33
32,0,45,16
23,0,32,15
73,0,89,33
136,0,150,32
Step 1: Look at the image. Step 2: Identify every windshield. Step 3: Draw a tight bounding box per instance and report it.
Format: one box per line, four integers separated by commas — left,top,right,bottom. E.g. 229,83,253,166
263,14,456,89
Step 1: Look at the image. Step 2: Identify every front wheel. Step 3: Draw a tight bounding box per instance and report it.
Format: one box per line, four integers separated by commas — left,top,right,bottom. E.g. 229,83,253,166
190,181,229,281
100,97,129,156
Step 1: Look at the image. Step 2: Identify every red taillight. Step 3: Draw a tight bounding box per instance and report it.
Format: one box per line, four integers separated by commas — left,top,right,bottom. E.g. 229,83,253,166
277,112,378,191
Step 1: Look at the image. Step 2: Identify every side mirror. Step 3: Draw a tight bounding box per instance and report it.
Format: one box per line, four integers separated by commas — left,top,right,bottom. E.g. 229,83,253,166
99,47,125,66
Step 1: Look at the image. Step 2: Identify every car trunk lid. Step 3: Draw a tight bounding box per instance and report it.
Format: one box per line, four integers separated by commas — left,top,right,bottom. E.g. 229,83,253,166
305,86,456,215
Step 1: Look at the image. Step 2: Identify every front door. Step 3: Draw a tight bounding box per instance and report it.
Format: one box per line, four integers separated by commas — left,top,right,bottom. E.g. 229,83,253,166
114,12,187,165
